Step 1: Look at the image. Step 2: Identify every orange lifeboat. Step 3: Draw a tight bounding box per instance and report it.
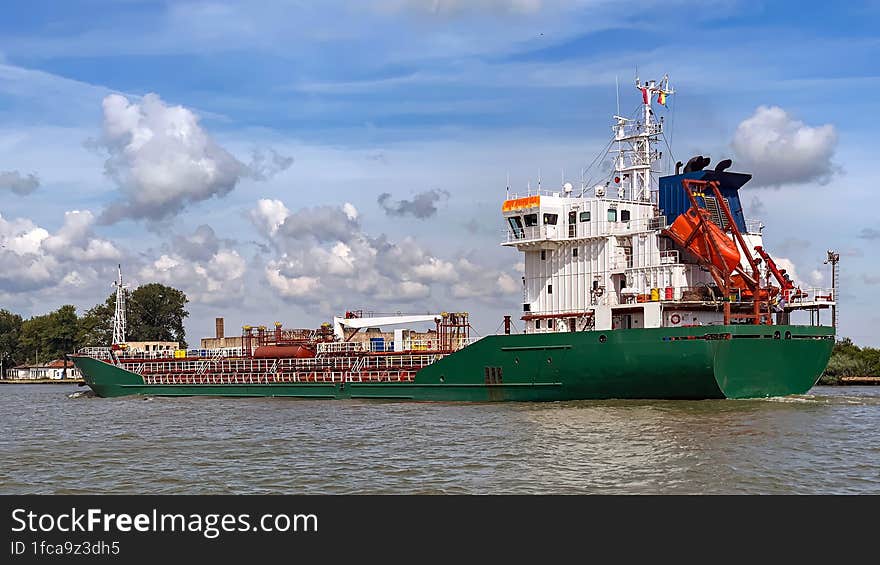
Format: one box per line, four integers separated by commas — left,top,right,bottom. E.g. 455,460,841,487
666,208,740,274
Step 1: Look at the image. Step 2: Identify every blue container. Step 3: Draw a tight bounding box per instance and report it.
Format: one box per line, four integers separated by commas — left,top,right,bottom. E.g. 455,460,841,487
370,337,385,352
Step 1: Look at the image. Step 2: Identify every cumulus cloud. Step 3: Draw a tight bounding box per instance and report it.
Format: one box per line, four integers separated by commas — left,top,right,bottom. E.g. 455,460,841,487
0,170,40,195
249,198,291,238
272,201,360,242
731,105,839,188
377,189,450,218
96,93,293,223
172,224,222,263
0,210,119,294
42,210,122,262
858,228,880,240
253,199,517,308
450,258,519,299
774,257,806,288
140,226,246,305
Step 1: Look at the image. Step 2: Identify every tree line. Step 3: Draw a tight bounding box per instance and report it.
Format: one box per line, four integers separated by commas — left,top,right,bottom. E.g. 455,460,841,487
819,338,880,384
0,283,188,369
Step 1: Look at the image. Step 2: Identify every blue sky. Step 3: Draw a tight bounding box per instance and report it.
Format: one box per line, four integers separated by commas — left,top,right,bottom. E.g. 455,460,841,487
0,0,878,345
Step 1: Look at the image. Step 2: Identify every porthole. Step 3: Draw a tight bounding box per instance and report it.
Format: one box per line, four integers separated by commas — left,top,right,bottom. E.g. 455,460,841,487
599,334,607,343
547,357,552,364
785,331,792,340
773,331,781,340
514,357,520,364
439,375,445,383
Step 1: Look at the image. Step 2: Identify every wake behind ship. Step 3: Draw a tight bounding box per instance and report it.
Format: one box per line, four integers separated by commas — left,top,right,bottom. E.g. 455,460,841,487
72,75,836,401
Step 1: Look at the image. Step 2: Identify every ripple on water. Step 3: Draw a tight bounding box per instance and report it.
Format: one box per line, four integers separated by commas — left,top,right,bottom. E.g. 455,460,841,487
0,384,879,494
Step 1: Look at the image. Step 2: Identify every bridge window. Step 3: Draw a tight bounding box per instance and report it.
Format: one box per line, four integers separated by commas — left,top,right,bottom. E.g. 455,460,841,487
536,319,541,329
607,209,617,222
543,213,558,225
621,210,631,222
524,213,538,227
572,247,578,257
541,250,546,260
548,284,553,294
507,216,524,238
579,211,591,222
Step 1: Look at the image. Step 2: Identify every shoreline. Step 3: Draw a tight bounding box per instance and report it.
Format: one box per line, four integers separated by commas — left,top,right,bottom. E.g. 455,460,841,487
0,379,84,385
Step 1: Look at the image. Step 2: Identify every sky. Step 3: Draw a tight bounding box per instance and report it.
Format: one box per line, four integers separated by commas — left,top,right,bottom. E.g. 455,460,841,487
0,0,878,346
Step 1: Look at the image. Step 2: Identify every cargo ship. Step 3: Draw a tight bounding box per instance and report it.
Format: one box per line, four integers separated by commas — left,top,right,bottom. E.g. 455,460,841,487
72,75,836,400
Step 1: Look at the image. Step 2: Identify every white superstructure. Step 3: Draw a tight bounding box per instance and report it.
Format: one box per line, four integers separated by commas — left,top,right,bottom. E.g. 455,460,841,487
502,76,835,333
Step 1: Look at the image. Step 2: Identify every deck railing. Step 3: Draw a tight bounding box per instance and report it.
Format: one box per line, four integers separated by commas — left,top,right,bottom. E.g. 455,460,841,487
503,216,667,244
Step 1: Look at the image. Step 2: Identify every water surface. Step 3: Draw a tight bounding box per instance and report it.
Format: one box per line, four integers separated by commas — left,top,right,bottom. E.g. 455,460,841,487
2,384,878,494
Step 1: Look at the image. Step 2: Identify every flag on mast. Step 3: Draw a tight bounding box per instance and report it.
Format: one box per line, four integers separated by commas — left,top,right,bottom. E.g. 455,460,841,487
657,90,667,106
640,87,649,105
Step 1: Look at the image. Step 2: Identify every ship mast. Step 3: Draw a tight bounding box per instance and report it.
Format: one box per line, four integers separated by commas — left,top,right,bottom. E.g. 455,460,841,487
112,264,127,346
612,75,673,201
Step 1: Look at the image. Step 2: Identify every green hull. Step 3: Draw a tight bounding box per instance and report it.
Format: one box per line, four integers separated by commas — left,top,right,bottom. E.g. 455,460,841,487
72,325,834,401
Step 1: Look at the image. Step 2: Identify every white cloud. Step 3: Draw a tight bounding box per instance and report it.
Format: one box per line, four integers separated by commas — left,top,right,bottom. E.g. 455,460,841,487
265,267,320,298
96,93,291,223
0,210,119,294
773,257,804,288
139,225,247,304
731,105,839,188
250,198,291,237
342,202,358,221
254,200,518,308
42,210,121,262
139,247,246,305
450,258,519,299
98,92,248,222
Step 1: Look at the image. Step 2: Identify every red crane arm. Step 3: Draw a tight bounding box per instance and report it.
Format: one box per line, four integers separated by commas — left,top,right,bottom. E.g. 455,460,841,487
754,245,794,290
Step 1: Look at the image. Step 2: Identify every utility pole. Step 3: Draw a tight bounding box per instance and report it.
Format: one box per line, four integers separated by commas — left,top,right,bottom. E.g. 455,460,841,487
824,250,840,332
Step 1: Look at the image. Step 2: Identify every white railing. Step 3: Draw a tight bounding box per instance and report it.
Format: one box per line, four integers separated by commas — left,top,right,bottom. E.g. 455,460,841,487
745,219,764,234
505,188,574,200
78,347,113,360
456,336,485,349
789,287,835,304
660,250,679,264
503,217,667,244
316,341,370,355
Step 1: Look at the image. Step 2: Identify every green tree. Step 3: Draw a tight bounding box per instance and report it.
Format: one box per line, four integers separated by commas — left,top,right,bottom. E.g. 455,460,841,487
129,283,189,347
820,338,880,383
77,294,118,348
18,305,79,364
78,284,189,348
0,309,24,372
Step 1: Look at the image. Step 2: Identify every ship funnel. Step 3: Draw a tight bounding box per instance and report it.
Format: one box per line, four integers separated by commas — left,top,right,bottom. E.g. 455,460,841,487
714,159,733,173
683,155,708,173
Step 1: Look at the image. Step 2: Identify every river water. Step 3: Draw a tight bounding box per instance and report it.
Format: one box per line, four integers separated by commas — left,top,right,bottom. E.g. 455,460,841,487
2,384,878,494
